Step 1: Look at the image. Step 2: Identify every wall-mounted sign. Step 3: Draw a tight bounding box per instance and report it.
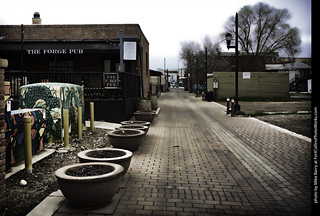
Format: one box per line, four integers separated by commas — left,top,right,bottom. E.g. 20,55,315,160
243,72,251,79
104,73,119,89
123,42,136,60
26,49,84,54
6,100,11,112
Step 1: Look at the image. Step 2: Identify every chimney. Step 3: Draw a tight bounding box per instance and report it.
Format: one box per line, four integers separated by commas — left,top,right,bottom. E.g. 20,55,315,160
32,12,41,24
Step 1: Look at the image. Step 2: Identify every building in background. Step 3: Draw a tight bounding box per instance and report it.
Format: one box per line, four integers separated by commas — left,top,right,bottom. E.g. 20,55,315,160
265,61,312,93
167,70,178,88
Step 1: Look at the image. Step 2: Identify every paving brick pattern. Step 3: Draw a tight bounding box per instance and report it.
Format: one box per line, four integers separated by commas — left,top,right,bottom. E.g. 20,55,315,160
52,89,310,216
111,89,312,216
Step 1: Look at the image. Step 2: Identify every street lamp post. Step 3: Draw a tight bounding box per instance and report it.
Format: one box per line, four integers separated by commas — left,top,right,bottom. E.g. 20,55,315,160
196,56,199,95
225,12,241,113
204,47,208,100
189,67,192,93
166,69,169,91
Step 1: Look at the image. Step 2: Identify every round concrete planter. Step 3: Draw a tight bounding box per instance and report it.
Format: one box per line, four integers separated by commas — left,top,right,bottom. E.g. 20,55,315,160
151,95,158,110
134,110,156,122
137,99,152,111
55,162,123,207
121,120,151,127
78,148,133,175
108,129,145,151
116,124,149,134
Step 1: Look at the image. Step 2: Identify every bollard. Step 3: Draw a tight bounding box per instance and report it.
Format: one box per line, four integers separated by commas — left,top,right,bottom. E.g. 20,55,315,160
90,102,95,132
78,106,82,139
23,116,32,174
231,98,235,117
226,97,230,114
63,109,69,148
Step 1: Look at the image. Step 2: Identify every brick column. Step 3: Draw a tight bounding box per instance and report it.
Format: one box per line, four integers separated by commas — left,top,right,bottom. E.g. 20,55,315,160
0,59,8,216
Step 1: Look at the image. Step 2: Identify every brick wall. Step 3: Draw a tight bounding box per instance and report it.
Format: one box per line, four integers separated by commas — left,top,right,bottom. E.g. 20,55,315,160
0,58,8,216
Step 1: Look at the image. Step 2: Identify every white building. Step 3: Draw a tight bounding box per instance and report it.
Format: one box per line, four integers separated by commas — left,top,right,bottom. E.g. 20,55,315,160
265,61,311,93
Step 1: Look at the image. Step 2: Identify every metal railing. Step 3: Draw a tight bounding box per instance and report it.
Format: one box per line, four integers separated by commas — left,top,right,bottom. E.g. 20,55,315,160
5,71,140,99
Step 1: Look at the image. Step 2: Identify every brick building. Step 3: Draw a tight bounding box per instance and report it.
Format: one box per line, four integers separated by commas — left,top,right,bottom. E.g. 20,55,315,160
0,14,150,122
0,18,150,97
0,58,7,216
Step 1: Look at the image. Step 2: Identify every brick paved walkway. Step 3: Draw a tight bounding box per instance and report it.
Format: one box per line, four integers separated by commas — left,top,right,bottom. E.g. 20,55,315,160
114,89,311,216
44,89,311,216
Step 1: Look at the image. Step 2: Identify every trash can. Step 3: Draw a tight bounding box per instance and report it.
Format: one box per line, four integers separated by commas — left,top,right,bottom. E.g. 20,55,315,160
206,91,213,101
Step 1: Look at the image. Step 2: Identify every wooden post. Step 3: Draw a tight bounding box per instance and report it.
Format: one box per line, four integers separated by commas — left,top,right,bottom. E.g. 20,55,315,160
23,116,32,174
227,97,230,114
78,106,82,139
63,109,69,148
231,99,235,117
90,102,95,132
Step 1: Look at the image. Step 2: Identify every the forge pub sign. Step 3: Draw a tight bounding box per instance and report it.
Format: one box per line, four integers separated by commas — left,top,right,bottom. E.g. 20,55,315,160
26,49,84,55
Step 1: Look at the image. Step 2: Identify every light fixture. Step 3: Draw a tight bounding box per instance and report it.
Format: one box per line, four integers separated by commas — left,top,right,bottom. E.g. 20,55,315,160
225,33,232,50
213,78,219,89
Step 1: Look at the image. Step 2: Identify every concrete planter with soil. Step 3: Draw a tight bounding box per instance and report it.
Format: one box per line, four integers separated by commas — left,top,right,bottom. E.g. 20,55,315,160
108,129,145,151
121,120,151,128
55,162,123,207
116,124,149,134
134,110,156,122
78,148,132,175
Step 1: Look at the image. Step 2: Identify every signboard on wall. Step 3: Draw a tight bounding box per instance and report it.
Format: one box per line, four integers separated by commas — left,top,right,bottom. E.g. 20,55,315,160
243,72,251,79
123,42,136,60
104,73,119,89
26,49,84,54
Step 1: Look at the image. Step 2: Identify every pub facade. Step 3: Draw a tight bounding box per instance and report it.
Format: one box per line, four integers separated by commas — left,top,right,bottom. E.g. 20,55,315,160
0,17,150,122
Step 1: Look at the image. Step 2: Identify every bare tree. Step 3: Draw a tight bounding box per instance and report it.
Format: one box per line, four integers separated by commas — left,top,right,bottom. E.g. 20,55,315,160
201,36,230,72
224,2,301,59
202,35,218,53
179,41,199,85
179,41,201,64
179,37,231,91
180,37,229,72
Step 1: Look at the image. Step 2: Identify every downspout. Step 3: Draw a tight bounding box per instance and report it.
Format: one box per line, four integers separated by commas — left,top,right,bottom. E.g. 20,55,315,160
139,42,144,98
20,24,24,90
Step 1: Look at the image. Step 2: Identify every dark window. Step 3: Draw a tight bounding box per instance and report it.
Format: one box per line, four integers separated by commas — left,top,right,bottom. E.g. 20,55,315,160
49,61,73,72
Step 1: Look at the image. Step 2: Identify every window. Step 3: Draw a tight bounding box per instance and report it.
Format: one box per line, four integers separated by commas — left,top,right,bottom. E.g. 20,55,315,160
49,61,73,72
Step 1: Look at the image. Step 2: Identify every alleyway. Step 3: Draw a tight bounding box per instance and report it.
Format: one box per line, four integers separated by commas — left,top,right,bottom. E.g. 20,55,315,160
117,89,311,215
45,89,312,216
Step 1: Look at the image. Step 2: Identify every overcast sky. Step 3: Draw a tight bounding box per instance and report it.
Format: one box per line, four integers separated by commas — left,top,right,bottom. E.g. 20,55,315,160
0,0,312,70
